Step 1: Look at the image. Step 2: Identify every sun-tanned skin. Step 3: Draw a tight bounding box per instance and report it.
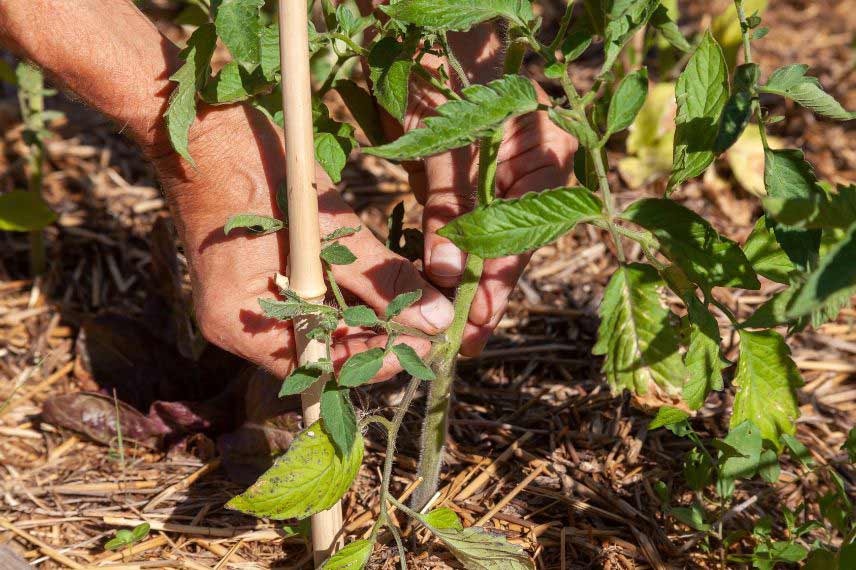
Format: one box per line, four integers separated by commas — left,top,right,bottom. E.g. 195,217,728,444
0,0,576,379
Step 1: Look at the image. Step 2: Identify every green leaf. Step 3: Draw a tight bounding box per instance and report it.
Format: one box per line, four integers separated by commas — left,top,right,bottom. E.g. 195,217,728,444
321,539,374,570
648,406,690,430
342,305,381,328
743,217,797,284
365,75,539,160
601,0,660,74
164,23,218,165
781,433,814,468
739,288,795,329
386,290,422,319
338,348,385,387
201,61,270,104
392,343,436,380
668,31,729,191
227,420,363,519
320,381,358,456
731,330,802,448
761,64,855,121
763,148,823,271
320,242,357,265
259,24,280,81
280,365,324,397
593,264,687,397
715,64,758,153
105,530,135,551
844,427,856,463
334,79,386,146
716,420,763,497
683,447,714,491
214,0,264,67
758,448,780,483
368,37,414,122
560,23,593,62
788,221,856,318
438,187,604,258
315,132,350,184
381,0,532,30
548,108,600,149
683,296,725,410
607,68,649,136
622,198,760,289
224,214,285,236
0,191,57,231
650,4,691,52
763,184,856,230
670,504,711,531
323,226,361,242
422,526,535,570
422,508,463,530
130,523,151,542
259,297,338,321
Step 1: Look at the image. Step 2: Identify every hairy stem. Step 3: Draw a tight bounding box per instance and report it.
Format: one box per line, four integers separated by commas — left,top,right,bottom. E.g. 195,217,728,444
18,69,46,276
378,376,423,526
548,0,577,54
412,37,527,510
325,264,349,310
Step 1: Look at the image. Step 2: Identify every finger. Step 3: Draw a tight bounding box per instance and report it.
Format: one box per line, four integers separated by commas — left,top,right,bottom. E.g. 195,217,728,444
460,316,501,358
421,147,478,288
318,187,455,334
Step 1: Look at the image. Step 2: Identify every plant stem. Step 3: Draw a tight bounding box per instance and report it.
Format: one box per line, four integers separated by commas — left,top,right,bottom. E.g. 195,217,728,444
440,33,470,88
559,73,627,263
733,0,770,150
412,64,462,101
412,40,526,509
18,67,47,276
325,265,349,310
548,0,577,54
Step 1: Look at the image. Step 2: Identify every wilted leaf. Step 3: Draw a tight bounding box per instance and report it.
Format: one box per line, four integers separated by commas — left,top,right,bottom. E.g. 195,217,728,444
227,420,364,519
731,330,802,449
593,264,687,398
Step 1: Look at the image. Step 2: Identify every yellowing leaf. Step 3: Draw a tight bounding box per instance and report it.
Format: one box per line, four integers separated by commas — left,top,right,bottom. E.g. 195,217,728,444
226,420,363,519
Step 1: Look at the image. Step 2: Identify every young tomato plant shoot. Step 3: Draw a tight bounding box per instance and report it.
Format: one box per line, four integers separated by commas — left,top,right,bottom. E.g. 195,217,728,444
161,0,856,568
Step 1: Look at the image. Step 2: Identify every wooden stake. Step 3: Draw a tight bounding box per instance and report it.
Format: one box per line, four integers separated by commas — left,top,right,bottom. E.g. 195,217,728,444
278,0,343,565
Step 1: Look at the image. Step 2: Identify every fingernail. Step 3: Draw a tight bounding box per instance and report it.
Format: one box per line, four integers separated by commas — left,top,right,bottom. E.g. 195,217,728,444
420,294,454,331
430,243,465,278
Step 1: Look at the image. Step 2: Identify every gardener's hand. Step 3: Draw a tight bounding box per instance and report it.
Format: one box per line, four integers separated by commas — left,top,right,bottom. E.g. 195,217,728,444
0,0,454,380
377,26,578,356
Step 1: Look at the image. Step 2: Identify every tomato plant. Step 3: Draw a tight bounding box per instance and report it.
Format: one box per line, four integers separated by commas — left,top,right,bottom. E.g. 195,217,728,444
162,0,855,567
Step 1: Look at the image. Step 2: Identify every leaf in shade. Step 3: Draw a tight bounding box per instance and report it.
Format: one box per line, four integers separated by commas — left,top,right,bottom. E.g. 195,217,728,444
334,79,386,146
715,64,759,153
763,184,856,230
593,264,687,398
548,108,600,149
321,539,374,570
0,191,57,231
259,24,280,80
606,68,649,136
683,296,725,410
716,420,762,498
601,0,660,74
368,37,414,122
201,61,271,104
214,0,264,67
226,420,363,519
731,330,802,449
386,290,422,319
164,24,218,165
761,64,856,121
650,4,691,52
743,217,797,284
338,348,385,387
224,214,285,236
421,525,535,570
381,0,532,31
668,31,729,191
392,343,436,380
320,381,358,456
438,187,604,258
621,198,759,290
788,222,856,318
365,75,538,160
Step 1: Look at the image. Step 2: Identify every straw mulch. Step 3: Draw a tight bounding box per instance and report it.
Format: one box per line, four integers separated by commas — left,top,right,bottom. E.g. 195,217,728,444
1,0,854,568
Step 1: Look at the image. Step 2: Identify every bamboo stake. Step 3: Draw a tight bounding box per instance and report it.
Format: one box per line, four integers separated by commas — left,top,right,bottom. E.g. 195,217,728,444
278,1,343,565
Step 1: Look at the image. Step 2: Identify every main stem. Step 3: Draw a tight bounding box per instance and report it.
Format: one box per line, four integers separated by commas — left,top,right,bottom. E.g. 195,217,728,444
412,39,526,509
19,70,46,276
733,0,770,150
